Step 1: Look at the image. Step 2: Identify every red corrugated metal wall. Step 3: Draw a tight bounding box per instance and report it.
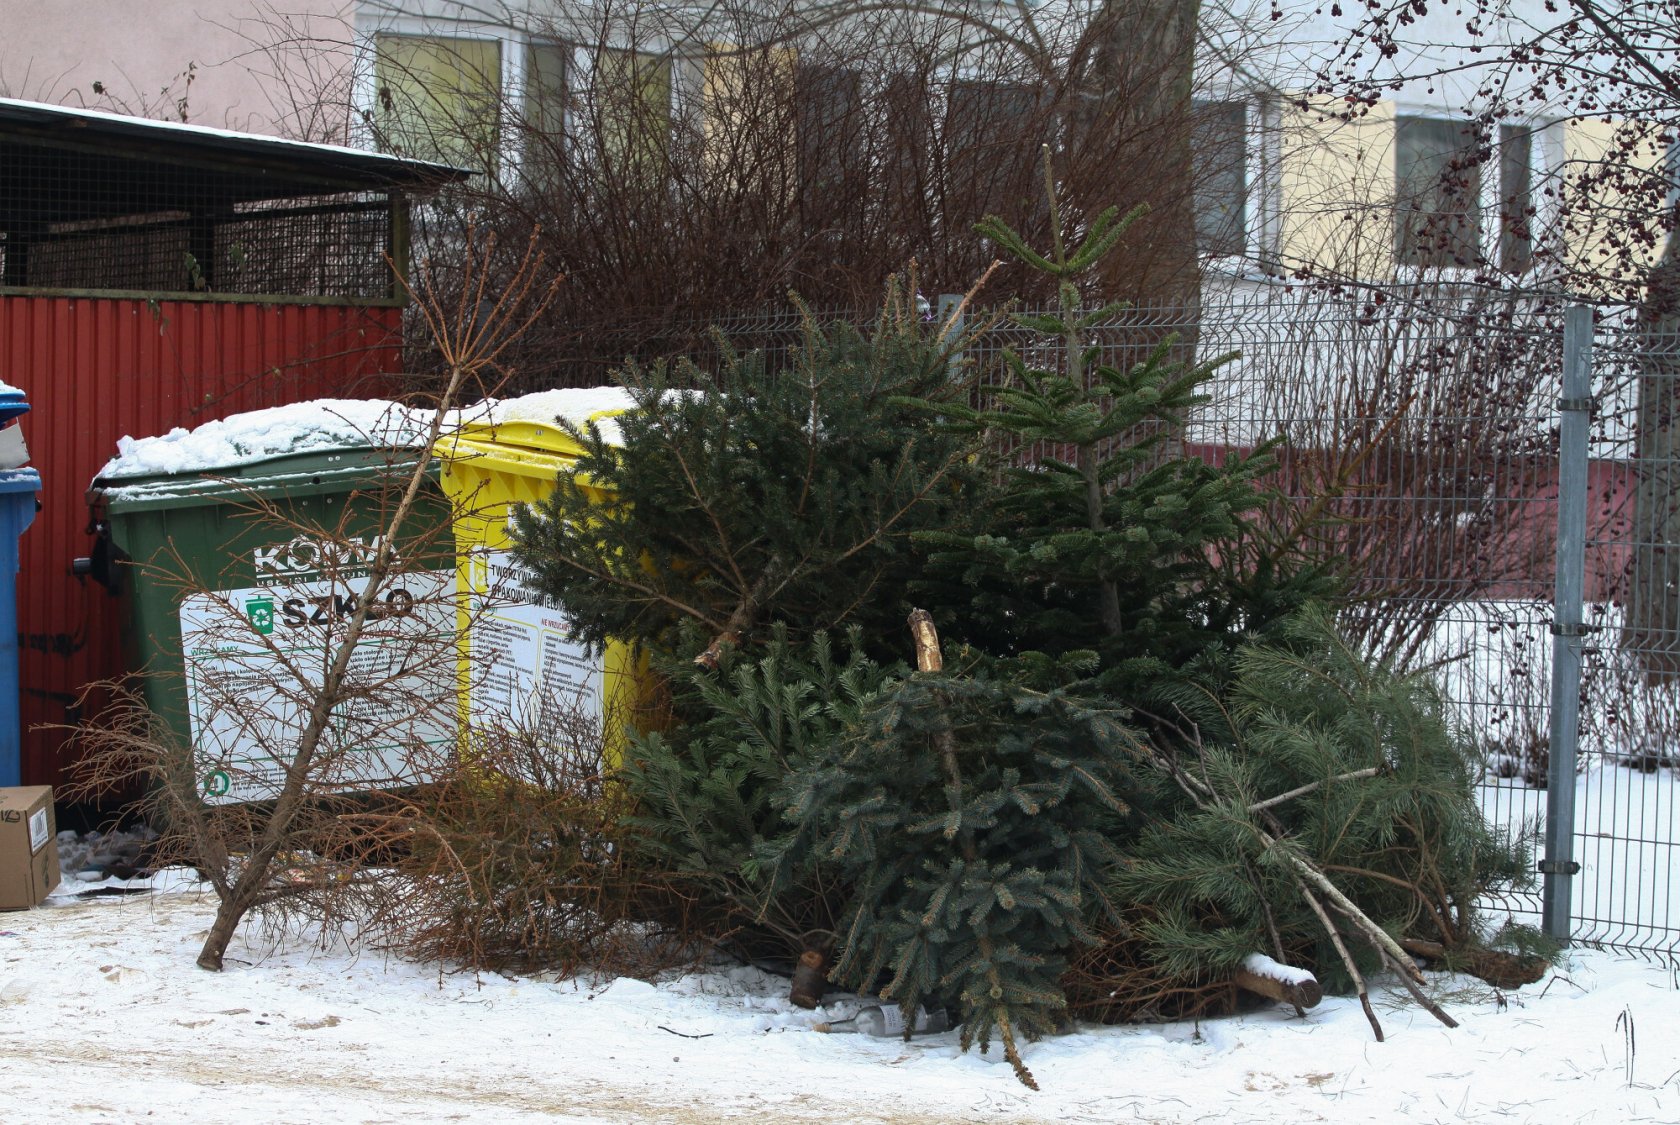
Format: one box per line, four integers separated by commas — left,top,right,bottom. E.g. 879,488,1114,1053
0,296,403,789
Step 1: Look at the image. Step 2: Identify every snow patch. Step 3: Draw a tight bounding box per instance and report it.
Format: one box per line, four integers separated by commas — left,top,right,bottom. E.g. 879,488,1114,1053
1241,952,1317,986
99,399,438,480
478,387,637,434
2,867,1675,1123
98,387,642,483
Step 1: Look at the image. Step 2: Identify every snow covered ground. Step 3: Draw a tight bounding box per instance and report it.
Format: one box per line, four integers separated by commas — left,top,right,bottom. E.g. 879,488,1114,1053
1,857,1676,1124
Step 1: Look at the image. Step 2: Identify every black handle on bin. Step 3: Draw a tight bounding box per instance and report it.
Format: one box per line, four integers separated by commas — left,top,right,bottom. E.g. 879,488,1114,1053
72,521,125,595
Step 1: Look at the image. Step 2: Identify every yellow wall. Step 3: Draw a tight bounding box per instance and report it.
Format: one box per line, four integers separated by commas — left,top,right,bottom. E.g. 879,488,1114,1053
1278,96,1397,276
1276,99,1666,288
1556,116,1670,288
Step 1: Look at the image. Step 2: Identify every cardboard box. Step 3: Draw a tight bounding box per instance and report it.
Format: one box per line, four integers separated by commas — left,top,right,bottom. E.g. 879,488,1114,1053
0,786,59,910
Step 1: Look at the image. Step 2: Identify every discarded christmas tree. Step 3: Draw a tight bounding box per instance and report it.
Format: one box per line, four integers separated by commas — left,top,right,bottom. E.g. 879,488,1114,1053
511,279,991,957
911,162,1327,700
770,612,1142,1089
509,281,986,667
1107,606,1540,1039
622,625,889,954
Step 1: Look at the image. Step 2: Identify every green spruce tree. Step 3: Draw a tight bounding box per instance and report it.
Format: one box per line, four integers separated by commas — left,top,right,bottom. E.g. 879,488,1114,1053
914,165,1327,698
620,625,889,955
509,283,985,665
770,616,1142,1090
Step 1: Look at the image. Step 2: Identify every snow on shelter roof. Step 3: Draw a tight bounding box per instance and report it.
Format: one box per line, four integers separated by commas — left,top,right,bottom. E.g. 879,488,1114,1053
0,97,473,204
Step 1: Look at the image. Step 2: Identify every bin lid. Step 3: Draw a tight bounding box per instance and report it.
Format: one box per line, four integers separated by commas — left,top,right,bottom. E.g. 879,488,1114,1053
95,400,436,513
98,446,436,514
0,467,40,494
100,399,434,481
445,387,637,464
0,382,29,426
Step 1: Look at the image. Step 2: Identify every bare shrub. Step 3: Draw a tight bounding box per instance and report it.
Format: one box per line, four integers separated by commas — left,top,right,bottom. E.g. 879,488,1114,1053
352,699,702,979
68,229,559,970
233,0,1264,393
1244,283,1562,666
68,681,415,953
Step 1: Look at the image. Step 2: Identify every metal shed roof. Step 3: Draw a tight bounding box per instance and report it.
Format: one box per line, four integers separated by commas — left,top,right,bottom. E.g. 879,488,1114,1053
0,97,472,223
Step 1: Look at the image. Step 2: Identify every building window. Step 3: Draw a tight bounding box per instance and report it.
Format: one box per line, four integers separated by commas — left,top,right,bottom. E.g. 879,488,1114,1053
795,63,863,222
526,40,569,138
521,39,569,183
373,34,502,172
1193,101,1248,257
1499,124,1534,273
1395,116,1480,267
946,78,1041,220
595,48,672,175
1396,116,1533,271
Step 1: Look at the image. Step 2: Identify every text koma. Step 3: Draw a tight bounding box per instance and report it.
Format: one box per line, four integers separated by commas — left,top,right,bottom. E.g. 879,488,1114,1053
254,535,388,577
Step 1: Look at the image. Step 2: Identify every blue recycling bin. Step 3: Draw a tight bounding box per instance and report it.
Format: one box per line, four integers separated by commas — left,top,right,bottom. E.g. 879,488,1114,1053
0,386,36,786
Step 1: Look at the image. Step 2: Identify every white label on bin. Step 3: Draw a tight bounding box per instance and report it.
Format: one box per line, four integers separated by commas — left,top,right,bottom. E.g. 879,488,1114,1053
179,568,457,805
465,548,604,749
27,807,47,853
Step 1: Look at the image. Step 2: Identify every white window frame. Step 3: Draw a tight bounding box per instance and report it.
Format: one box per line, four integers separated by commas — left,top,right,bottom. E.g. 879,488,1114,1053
349,12,687,185
1195,95,1284,276
350,15,519,176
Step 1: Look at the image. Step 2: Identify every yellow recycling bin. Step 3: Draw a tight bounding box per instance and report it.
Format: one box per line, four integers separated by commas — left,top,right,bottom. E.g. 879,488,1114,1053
437,391,647,766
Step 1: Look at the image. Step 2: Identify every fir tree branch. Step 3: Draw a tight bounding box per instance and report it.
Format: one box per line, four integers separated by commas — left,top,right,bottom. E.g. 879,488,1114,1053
694,558,784,669
1321,863,1456,945
1380,947,1460,1030
830,447,975,568
1289,856,1425,988
905,609,1037,1088
528,547,727,634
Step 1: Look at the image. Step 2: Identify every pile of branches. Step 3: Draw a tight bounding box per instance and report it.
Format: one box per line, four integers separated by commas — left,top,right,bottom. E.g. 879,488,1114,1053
504,186,1547,1090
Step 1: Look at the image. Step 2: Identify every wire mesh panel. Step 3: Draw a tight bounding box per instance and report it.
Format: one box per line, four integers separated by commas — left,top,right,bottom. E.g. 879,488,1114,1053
1563,311,1680,958
0,129,399,301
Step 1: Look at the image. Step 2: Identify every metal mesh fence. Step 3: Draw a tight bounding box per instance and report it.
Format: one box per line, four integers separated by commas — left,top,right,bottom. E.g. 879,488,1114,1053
1562,314,1680,957
0,141,397,301
572,279,1675,960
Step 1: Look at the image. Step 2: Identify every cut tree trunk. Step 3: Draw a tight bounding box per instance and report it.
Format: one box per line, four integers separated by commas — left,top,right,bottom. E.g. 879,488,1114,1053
1234,964,1323,1010
1399,938,1549,990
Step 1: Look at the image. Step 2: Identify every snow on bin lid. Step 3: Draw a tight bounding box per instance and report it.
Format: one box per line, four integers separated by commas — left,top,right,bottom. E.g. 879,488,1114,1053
99,399,437,480
463,386,638,445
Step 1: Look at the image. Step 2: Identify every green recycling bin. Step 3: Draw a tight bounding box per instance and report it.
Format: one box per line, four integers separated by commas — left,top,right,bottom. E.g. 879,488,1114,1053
93,402,456,805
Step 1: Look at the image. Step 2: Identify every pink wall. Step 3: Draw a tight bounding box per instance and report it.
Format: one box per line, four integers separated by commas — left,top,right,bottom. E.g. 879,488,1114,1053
1,1,355,139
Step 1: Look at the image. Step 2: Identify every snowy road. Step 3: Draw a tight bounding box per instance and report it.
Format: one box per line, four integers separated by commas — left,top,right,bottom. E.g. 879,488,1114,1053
2,886,1677,1124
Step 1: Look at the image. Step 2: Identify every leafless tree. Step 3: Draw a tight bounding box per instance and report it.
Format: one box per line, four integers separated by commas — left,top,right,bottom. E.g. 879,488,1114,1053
71,230,559,971
1317,0,1680,677
224,0,1280,391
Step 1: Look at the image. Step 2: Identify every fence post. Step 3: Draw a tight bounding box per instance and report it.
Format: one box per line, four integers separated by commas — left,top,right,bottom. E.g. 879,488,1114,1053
1543,305,1592,942
937,293,965,381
